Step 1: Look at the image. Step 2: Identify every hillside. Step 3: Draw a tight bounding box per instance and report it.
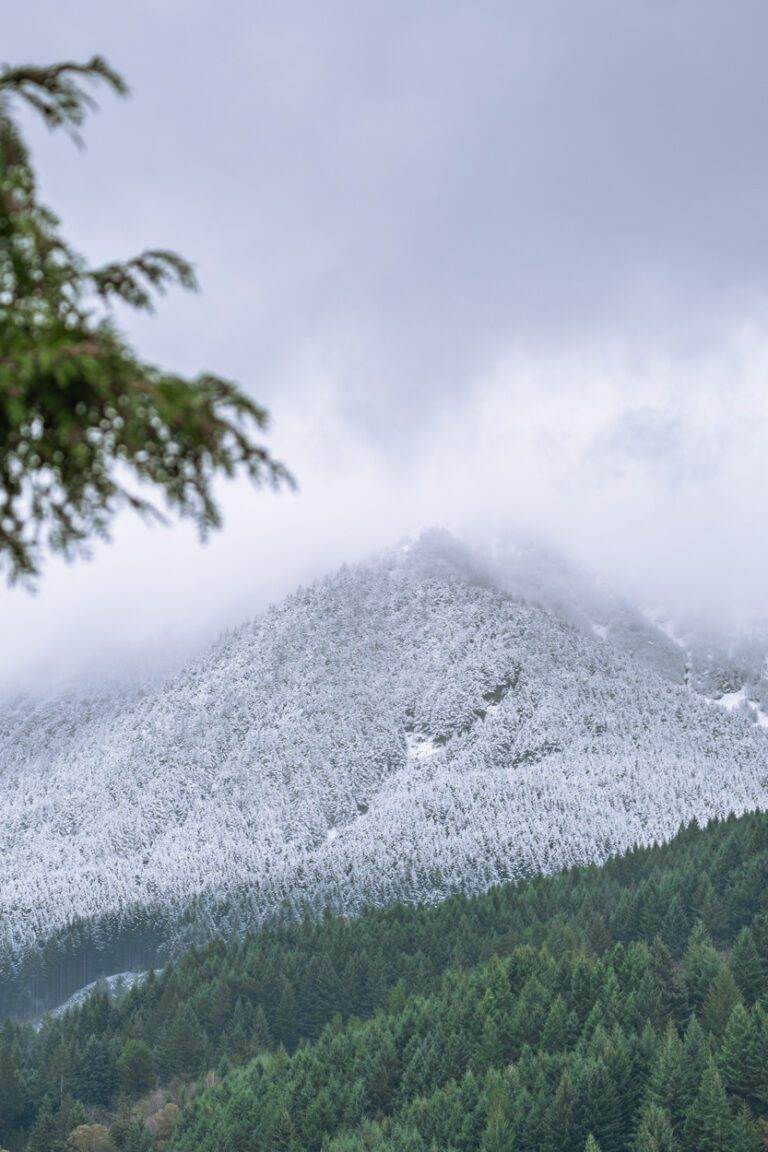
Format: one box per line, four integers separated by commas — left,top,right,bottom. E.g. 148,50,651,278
2,530,768,1014
4,810,768,1151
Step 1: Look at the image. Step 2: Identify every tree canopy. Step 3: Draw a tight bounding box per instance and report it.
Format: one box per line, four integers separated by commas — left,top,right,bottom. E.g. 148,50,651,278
0,57,291,583
4,810,768,1150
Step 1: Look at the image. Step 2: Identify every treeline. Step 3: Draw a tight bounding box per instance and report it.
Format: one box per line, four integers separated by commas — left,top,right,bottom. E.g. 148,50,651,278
1,811,768,1150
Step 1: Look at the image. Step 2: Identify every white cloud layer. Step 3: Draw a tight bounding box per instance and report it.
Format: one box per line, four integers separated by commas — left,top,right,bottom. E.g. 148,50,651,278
2,0,768,689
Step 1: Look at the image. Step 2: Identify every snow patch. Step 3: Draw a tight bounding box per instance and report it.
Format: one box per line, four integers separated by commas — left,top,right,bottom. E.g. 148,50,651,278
47,970,152,1020
406,732,438,761
714,686,768,731
591,622,608,641
719,686,748,712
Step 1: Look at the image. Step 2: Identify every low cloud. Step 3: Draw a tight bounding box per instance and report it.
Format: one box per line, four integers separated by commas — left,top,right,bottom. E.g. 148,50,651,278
3,0,768,689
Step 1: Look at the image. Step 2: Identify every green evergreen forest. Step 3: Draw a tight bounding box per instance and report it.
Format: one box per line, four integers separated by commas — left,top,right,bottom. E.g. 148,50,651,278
3,810,768,1151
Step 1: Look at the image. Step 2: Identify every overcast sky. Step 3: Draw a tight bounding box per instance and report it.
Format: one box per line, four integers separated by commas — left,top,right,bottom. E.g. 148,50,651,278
3,0,768,691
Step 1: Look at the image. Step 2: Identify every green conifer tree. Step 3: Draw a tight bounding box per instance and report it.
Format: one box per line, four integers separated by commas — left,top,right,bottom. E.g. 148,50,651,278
541,995,576,1052
545,1068,577,1152
731,929,764,1004
702,966,742,1038
116,1038,154,1098
72,1035,117,1106
632,1102,679,1152
649,937,688,1025
0,1026,26,1137
719,1002,761,1108
729,1103,761,1152
684,1060,733,1152
157,1004,207,1079
682,924,722,1009
681,1016,711,1104
646,1023,688,1134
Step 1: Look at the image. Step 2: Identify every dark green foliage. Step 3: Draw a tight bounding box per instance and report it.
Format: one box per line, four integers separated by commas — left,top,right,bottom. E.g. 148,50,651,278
116,1039,154,1098
155,1005,206,1080
110,1111,154,1152
0,1020,30,1144
684,1060,732,1152
25,1096,86,1152
702,966,742,1037
633,1102,678,1152
0,57,290,582
5,812,768,1149
71,1035,117,1105
731,928,764,1003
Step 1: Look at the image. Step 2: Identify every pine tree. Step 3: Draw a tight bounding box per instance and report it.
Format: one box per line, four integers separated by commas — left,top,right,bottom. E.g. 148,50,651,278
661,894,692,954
632,1102,678,1152
702,966,742,1038
681,1016,710,1103
731,929,764,1004
545,1068,577,1152
480,1107,513,1152
72,1036,117,1106
26,1097,85,1152
109,1109,153,1152
635,1020,661,1091
274,979,299,1050
268,1105,297,1152
749,1003,768,1107
646,1023,688,1134
749,911,768,977
0,1026,26,1136
571,1057,622,1152
729,1103,761,1152
719,1002,761,1108
541,995,576,1052
302,953,343,1039
682,924,722,1009
116,1039,154,1098
204,977,232,1038
25,1099,61,1152
157,1004,207,1079
479,1013,503,1070
684,1060,733,1152
649,937,688,1025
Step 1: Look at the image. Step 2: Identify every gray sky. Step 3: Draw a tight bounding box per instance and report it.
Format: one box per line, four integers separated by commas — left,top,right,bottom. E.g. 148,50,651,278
3,0,768,690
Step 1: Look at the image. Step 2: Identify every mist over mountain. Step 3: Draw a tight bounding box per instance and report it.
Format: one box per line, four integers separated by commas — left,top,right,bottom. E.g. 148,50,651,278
2,530,767,1014
483,535,768,718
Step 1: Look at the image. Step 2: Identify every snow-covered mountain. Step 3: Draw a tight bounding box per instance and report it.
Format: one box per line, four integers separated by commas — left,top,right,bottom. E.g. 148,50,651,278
2,529,768,1013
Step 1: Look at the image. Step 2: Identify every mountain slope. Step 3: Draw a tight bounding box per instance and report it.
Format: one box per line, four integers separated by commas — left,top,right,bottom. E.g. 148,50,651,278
2,530,767,1011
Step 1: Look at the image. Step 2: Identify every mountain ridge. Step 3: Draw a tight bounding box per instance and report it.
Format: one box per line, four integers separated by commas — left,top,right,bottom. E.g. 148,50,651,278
2,529,767,1014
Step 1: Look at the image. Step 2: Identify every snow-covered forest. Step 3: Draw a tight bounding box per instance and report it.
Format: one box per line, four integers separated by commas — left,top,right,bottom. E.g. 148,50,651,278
2,530,767,1012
